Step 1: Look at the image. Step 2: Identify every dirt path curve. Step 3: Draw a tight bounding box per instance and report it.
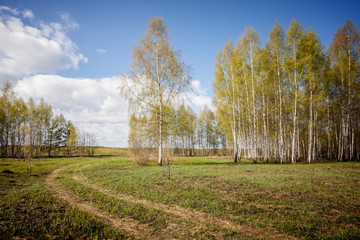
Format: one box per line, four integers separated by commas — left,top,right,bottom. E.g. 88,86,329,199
45,165,155,240
74,169,297,240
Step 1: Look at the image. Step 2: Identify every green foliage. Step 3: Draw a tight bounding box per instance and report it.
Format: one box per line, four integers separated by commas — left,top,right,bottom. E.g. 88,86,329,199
120,17,192,165
212,19,360,162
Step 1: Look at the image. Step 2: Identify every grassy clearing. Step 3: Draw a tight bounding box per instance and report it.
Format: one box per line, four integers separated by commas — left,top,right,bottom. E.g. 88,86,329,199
59,160,256,239
1,156,359,239
83,157,360,239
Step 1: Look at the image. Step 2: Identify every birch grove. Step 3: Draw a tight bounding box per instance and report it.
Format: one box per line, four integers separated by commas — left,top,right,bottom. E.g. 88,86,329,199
213,19,360,162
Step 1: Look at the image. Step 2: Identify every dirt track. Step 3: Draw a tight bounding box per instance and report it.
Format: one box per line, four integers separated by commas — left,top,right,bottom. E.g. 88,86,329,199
45,164,297,240
45,165,154,239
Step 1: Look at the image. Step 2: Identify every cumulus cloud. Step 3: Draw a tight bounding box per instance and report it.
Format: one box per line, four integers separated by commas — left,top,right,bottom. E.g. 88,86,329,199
14,74,129,147
77,122,129,147
191,95,213,111
188,80,213,112
0,6,87,82
96,48,107,54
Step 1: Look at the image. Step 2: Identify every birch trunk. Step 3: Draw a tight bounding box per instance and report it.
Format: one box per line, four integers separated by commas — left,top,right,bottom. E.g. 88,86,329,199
277,53,284,164
291,44,298,164
244,65,252,160
339,68,345,161
326,96,331,159
250,42,257,163
262,90,268,163
345,49,351,160
279,98,283,161
308,79,313,164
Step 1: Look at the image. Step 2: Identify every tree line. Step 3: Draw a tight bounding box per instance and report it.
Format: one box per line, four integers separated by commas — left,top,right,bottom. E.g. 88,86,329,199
0,82,97,159
128,104,227,161
124,18,359,164
214,19,359,163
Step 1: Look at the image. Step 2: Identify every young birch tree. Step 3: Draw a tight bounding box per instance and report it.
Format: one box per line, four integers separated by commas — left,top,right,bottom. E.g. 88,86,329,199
267,21,286,163
242,27,260,163
299,29,325,163
286,19,304,164
120,17,192,166
213,40,241,162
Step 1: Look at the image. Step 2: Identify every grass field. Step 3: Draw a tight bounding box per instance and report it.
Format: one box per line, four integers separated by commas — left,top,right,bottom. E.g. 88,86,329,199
1,156,359,239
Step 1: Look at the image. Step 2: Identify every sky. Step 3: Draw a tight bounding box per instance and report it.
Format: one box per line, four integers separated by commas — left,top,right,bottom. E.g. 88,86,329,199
1,0,359,147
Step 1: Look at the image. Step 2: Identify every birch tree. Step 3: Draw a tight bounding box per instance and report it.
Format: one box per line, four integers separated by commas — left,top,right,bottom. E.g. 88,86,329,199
120,17,192,165
328,20,360,161
242,27,260,163
286,19,304,164
299,29,325,163
213,40,241,162
267,21,286,163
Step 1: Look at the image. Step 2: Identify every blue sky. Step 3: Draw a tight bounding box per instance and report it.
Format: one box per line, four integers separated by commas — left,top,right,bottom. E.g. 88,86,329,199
1,0,359,146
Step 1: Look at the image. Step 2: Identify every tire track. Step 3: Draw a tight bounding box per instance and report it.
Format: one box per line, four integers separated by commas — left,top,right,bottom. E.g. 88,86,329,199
73,168,297,240
45,165,155,240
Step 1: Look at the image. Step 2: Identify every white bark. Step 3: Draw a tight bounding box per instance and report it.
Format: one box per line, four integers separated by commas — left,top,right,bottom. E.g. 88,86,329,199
291,44,298,164
308,78,313,164
277,52,284,164
250,41,257,163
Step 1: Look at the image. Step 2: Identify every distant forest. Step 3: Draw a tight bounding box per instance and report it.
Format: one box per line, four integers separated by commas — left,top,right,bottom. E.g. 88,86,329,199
0,82,96,158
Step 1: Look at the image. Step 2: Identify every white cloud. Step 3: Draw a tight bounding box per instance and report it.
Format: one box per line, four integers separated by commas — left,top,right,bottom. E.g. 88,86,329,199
60,12,79,30
96,48,107,54
77,122,129,147
22,9,34,19
0,6,19,15
188,80,213,113
0,6,87,82
14,74,129,147
191,79,207,95
191,95,212,110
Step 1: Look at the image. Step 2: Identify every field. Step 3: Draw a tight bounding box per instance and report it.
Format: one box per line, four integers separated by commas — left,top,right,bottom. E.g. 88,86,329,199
1,156,360,239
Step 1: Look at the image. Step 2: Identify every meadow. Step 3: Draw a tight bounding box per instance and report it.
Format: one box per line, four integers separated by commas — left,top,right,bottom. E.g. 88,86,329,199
1,156,359,239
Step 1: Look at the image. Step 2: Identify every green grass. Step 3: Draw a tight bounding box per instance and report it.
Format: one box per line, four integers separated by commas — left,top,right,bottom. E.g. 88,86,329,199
83,157,360,239
57,160,255,239
1,156,360,239
0,157,129,239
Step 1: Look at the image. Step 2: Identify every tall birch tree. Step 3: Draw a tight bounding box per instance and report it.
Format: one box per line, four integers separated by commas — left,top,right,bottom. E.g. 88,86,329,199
120,17,192,166
286,19,304,164
213,40,241,162
299,29,325,163
267,21,286,163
